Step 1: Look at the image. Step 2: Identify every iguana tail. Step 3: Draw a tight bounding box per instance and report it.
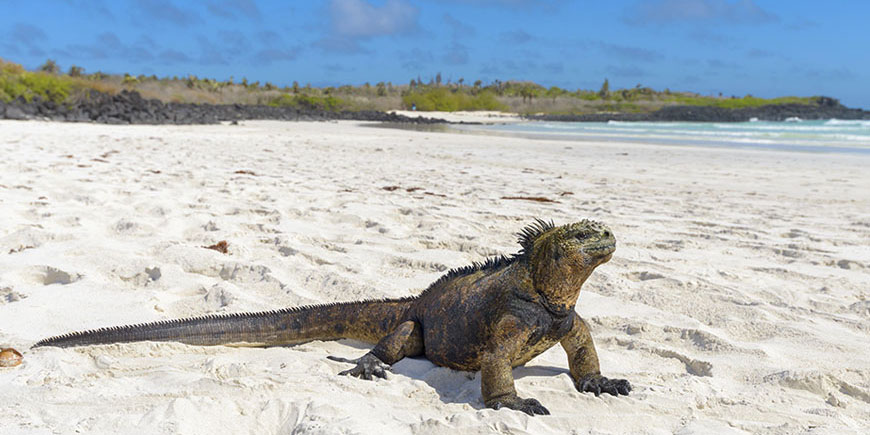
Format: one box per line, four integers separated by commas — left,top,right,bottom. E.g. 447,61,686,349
33,298,415,348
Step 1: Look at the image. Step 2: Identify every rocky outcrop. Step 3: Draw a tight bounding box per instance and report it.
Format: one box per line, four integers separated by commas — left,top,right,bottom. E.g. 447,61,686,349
0,90,447,125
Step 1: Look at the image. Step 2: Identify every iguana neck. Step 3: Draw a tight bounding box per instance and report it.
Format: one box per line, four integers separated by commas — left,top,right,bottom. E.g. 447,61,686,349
527,255,606,317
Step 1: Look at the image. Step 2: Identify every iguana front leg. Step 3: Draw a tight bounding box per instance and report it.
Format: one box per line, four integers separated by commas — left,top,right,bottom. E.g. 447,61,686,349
560,313,631,396
328,320,423,380
482,315,550,415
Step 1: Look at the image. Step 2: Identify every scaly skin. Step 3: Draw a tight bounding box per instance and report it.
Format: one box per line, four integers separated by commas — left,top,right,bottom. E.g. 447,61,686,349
35,219,630,415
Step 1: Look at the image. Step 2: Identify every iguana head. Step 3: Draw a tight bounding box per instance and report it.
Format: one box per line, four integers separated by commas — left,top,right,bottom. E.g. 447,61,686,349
520,219,615,314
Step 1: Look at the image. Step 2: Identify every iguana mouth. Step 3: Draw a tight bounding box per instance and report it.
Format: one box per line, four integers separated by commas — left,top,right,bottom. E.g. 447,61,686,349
583,243,615,255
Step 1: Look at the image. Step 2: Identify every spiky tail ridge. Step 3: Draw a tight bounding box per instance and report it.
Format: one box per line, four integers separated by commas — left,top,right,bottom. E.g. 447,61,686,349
34,298,415,349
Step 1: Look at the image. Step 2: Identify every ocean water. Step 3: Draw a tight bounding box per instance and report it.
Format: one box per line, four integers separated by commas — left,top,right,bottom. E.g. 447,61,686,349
467,119,870,154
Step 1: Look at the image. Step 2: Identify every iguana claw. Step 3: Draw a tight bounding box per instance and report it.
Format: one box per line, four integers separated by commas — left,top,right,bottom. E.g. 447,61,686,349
486,394,550,415
328,353,391,380
576,375,631,396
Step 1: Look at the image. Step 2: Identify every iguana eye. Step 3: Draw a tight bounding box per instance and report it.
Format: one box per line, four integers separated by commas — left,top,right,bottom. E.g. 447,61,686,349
574,233,590,241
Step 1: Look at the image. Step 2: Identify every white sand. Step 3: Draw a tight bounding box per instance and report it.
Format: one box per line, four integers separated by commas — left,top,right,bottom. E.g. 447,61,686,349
391,110,522,124
1,119,868,434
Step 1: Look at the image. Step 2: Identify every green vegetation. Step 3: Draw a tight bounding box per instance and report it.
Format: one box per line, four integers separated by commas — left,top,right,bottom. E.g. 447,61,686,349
1,59,73,103
666,94,816,109
401,88,507,111
0,57,835,114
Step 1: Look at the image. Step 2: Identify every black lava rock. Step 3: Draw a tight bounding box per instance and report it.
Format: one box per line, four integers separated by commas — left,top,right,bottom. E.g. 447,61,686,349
1,90,448,125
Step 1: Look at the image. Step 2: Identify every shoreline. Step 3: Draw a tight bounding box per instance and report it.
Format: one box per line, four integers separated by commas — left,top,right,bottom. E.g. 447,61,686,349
377,119,870,156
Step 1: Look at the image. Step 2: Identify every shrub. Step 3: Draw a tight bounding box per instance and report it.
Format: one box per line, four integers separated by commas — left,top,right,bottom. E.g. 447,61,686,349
401,88,507,111
667,94,815,109
122,74,139,86
38,59,60,75
0,59,72,103
68,65,84,77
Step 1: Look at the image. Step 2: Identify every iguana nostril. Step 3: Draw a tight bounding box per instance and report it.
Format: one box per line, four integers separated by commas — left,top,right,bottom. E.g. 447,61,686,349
603,230,611,237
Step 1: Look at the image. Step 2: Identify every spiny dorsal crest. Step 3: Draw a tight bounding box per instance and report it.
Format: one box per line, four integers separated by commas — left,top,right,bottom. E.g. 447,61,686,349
517,218,555,256
424,218,586,292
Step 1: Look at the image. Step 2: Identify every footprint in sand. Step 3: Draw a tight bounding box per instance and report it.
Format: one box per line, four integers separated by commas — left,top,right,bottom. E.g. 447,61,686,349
651,348,714,377
203,283,236,310
0,228,59,253
278,246,298,257
614,336,714,377
21,266,83,285
763,370,870,404
627,271,666,281
115,266,162,286
0,286,27,304
391,257,449,273
112,218,152,236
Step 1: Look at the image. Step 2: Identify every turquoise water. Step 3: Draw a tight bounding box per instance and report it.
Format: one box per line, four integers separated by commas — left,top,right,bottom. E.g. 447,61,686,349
468,119,870,154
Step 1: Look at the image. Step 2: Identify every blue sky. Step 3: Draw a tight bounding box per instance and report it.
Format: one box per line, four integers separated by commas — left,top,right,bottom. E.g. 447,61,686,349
2,0,868,108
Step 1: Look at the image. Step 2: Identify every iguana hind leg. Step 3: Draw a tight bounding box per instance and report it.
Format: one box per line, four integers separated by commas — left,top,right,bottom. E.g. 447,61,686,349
560,313,631,396
328,320,423,380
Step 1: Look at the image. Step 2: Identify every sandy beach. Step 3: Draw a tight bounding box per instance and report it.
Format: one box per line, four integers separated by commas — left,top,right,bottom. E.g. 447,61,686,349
1,119,868,434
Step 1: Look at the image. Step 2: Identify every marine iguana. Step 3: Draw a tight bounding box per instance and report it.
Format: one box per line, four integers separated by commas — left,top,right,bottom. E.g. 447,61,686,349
35,219,630,415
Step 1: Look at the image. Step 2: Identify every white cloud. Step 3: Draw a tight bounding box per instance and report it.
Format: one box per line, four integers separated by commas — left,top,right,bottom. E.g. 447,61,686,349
329,0,419,38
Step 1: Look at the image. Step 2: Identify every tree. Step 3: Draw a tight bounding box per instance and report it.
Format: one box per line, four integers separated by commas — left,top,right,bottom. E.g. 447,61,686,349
292,81,299,94
493,79,504,96
435,72,442,86
376,82,387,97
546,86,562,102
68,65,84,77
520,85,541,104
598,78,610,99
39,59,60,74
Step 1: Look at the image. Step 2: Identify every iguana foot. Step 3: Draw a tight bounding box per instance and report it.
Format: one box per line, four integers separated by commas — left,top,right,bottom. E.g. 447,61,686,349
486,394,550,415
327,353,391,380
576,374,631,396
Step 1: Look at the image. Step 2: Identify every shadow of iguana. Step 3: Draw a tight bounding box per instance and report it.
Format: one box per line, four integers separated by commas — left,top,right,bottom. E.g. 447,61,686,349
35,219,630,415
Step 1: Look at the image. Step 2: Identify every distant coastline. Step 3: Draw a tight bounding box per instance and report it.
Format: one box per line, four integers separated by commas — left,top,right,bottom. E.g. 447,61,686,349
524,98,870,123
4,89,870,126
2,58,868,125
